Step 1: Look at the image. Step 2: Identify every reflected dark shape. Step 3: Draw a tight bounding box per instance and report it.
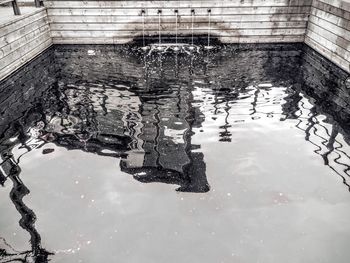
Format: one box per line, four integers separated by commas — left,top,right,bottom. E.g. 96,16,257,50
118,52,210,192
7,159,52,262
42,148,54,155
0,171,5,187
0,140,52,262
120,151,209,193
280,86,303,121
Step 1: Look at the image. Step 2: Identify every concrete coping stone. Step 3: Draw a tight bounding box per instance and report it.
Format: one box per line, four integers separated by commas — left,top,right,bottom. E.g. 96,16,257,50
0,6,45,28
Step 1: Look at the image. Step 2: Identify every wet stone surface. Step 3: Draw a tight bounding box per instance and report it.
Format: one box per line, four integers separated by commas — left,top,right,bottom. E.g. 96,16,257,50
0,43,350,263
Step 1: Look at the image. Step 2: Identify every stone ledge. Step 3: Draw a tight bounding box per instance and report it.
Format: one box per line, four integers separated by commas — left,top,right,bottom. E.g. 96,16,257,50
0,7,45,28
317,0,350,12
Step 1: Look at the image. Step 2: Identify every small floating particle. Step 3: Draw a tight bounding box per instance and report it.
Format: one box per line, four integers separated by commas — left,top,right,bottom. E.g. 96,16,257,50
80,195,85,199
42,148,54,155
135,172,147,176
87,50,95,56
86,241,91,245
258,83,273,88
9,137,18,142
227,193,231,196
345,77,350,89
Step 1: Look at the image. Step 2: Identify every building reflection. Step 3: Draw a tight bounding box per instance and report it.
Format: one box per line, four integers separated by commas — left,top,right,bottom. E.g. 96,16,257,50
46,48,210,193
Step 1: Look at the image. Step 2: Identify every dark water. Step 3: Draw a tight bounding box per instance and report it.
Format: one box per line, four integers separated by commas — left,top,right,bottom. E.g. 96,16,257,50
0,44,350,263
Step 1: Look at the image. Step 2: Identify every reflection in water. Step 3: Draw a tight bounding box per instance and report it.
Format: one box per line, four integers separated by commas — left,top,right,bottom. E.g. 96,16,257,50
0,43,349,261
0,157,52,262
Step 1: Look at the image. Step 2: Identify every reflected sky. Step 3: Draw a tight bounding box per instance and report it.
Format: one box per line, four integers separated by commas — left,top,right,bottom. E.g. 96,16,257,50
0,44,350,263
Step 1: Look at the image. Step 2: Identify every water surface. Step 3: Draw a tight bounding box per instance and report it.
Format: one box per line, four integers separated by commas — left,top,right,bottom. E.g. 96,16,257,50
1,44,350,263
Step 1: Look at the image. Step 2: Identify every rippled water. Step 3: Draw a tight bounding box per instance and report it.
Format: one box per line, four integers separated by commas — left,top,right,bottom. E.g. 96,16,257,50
1,44,350,263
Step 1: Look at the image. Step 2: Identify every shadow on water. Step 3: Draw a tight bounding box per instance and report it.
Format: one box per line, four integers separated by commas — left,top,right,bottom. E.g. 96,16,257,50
0,42,349,261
